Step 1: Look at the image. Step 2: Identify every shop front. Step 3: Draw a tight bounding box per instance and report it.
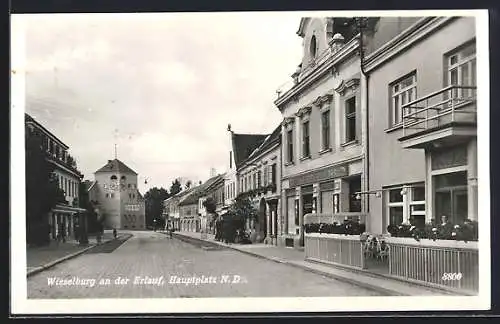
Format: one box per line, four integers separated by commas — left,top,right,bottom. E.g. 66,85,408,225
281,159,364,249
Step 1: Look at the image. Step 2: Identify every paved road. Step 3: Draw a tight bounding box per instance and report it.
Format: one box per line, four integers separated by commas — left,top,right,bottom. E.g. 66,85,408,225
27,230,383,298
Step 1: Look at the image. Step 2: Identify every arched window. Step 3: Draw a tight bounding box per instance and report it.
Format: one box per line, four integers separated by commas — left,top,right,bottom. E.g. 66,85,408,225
121,175,126,181
110,175,117,180
310,35,317,58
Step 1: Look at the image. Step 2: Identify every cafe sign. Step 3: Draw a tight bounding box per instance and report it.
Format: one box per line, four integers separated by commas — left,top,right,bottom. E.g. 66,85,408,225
289,164,349,188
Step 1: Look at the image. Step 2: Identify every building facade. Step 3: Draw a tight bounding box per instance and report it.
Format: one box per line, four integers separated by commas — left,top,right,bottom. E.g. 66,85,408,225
237,125,282,244
25,114,86,241
274,17,367,248
197,173,225,233
363,16,478,233
92,159,146,230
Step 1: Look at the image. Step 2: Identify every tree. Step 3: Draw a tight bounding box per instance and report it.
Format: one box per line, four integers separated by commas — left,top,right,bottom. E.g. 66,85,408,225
202,197,217,214
169,178,182,196
185,180,192,190
25,127,66,246
144,187,170,228
226,196,258,232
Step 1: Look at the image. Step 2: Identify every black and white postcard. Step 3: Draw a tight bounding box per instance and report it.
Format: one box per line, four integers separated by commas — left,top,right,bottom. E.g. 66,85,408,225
10,9,491,314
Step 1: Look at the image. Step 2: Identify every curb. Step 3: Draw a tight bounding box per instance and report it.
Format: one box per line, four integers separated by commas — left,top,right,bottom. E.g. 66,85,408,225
27,234,131,278
171,232,403,296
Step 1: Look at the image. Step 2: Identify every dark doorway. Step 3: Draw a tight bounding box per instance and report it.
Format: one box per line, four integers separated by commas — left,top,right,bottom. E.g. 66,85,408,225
259,198,267,241
302,194,313,215
348,175,362,212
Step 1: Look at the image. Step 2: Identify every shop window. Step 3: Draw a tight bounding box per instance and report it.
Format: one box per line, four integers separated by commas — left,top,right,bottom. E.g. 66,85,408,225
345,97,357,142
390,72,417,126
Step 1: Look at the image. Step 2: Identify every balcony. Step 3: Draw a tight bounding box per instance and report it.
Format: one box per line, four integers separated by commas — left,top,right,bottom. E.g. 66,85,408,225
399,85,477,149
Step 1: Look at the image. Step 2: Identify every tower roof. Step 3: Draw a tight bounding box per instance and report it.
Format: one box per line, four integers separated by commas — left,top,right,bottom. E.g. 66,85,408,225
95,159,138,175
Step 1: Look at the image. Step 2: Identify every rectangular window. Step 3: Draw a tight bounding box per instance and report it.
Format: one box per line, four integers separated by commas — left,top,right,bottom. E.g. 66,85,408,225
257,171,262,188
271,164,277,192
386,184,426,228
390,73,417,126
302,121,310,157
287,129,294,163
263,166,268,185
345,97,357,142
447,42,476,98
321,110,330,150
253,173,257,189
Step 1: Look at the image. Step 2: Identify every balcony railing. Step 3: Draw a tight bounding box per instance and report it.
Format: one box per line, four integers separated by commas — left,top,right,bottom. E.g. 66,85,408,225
402,85,477,138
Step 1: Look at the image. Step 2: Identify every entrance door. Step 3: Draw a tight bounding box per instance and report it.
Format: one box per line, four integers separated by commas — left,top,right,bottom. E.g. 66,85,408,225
259,198,267,240
434,171,468,224
302,194,313,215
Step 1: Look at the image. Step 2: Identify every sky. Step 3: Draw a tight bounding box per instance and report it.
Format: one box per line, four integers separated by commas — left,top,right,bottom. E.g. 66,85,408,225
22,12,304,194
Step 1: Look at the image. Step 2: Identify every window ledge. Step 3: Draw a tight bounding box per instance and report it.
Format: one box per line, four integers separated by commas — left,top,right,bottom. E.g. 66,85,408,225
341,140,359,148
385,124,403,133
299,155,311,161
319,147,332,155
284,161,295,167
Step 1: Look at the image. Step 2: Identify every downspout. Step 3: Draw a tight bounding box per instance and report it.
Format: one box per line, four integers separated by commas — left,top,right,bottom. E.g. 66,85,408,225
357,18,371,220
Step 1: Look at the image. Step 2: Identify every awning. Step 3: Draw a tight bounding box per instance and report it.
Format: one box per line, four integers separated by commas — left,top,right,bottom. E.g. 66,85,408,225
52,204,87,214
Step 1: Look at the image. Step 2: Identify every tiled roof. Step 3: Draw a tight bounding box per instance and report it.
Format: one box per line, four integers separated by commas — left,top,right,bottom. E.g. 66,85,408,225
232,133,268,168
246,124,281,161
95,159,138,175
178,174,224,206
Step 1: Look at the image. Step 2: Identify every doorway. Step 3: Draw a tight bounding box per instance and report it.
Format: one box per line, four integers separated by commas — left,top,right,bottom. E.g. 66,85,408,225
348,175,362,212
434,171,468,224
259,198,267,241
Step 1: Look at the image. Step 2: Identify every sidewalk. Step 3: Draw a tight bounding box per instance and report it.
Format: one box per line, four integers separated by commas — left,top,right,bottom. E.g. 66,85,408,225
27,230,117,276
172,231,460,296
